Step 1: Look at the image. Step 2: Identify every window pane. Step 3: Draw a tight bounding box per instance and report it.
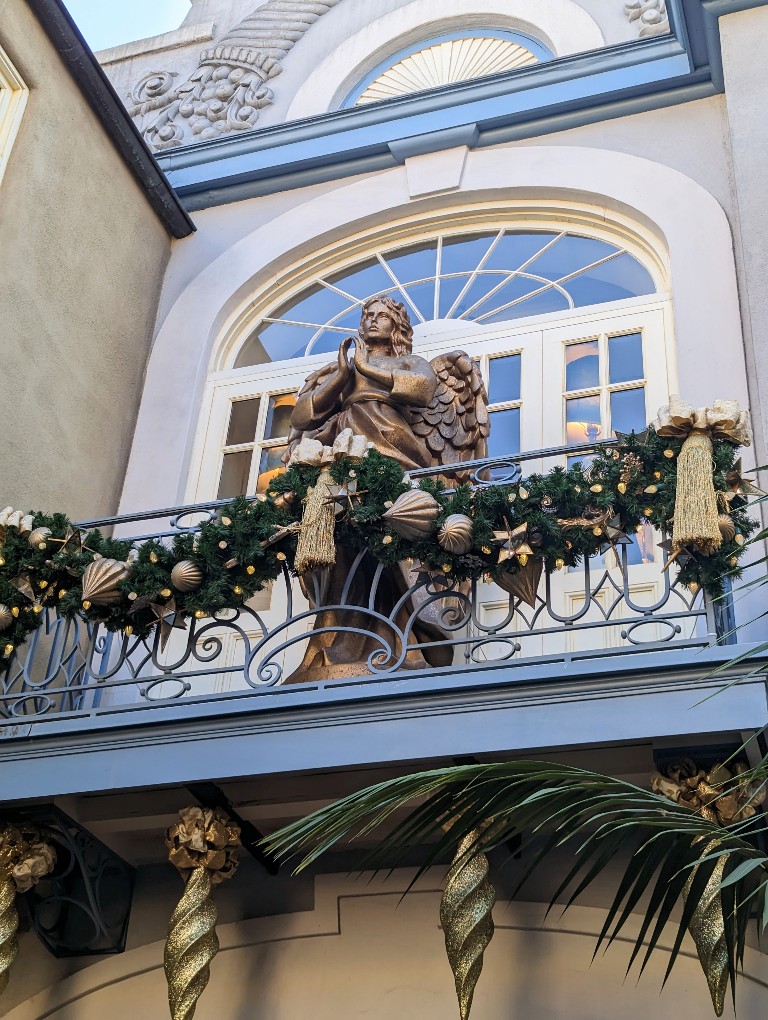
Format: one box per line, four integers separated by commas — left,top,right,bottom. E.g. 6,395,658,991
402,280,435,321
608,332,644,384
488,354,521,404
440,233,496,275
383,241,436,285
226,398,261,446
236,321,316,366
271,283,348,327
629,523,655,565
610,387,646,435
325,258,392,299
217,451,252,499
257,446,288,494
565,340,599,392
479,287,569,322
564,253,656,306
566,394,602,445
469,275,544,318
527,235,617,280
483,232,559,272
488,407,520,458
438,274,472,318
264,393,297,440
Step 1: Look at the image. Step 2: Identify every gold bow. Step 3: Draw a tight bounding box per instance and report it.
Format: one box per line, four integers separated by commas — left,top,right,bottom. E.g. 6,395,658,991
653,396,752,447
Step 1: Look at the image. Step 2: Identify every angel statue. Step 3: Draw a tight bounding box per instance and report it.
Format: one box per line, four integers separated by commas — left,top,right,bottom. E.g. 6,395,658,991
282,295,489,683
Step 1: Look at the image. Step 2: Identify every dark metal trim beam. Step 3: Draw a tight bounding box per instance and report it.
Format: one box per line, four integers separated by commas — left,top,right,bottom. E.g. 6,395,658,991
24,0,195,238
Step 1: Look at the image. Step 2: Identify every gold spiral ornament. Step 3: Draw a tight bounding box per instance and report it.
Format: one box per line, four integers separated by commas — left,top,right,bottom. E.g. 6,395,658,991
440,830,496,1020
684,843,728,1017
165,867,219,1020
0,875,18,995
164,807,240,1020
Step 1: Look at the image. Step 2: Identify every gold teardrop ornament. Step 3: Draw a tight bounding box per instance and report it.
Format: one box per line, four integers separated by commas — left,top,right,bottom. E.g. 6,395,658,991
80,558,131,606
438,514,474,555
171,561,204,593
494,557,543,608
382,489,440,540
440,830,496,1020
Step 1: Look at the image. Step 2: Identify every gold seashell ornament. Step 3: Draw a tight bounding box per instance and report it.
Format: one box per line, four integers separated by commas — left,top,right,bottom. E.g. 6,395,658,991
28,527,52,550
717,513,736,543
81,558,131,606
382,489,440,541
171,560,204,593
437,514,474,555
0,605,11,632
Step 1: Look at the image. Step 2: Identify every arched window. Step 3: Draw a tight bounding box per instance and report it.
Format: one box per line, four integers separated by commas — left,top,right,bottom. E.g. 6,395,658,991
195,220,670,516
341,30,552,108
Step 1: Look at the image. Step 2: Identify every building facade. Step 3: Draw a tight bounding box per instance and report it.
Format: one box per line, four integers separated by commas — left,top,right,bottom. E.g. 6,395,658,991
1,1,768,1017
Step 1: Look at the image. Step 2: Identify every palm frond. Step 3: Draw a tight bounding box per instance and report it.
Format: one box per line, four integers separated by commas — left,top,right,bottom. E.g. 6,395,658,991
263,760,768,1001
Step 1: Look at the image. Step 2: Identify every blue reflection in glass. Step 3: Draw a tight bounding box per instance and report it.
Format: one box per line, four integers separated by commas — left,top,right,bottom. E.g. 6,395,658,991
565,340,599,392
488,407,521,457
608,333,644,383
326,259,392,299
484,232,559,272
384,242,437,285
564,253,655,306
272,284,347,327
480,287,569,322
488,354,521,404
441,234,496,275
236,321,316,365
438,275,471,318
611,387,646,435
527,235,616,280
402,281,435,321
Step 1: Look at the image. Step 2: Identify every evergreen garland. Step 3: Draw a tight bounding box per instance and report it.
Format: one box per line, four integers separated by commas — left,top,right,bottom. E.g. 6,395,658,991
0,428,755,664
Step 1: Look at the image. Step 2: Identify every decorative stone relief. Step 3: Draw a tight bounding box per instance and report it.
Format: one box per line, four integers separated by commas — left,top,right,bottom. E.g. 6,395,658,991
623,0,670,38
128,0,343,151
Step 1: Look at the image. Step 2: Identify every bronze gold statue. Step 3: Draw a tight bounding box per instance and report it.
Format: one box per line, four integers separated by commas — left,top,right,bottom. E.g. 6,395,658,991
283,295,489,683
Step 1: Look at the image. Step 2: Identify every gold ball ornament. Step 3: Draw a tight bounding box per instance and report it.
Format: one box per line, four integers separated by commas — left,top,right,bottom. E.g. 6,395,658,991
28,527,52,550
734,533,745,547
233,586,243,596
170,560,204,593
82,600,91,610
58,589,67,599
437,514,474,555
194,609,206,619
644,484,658,495
663,448,675,458
481,545,492,555
124,625,133,636
717,514,736,543
382,534,393,545
150,552,159,564
246,565,256,576
276,552,286,561
38,580,48,590
643,507,654,517
32,605,42,615
519,486,529,500
590,484,603,494
517,553,529,567
218,541,228,550
0,605,11,632
688,581,700,595
81,558,131,607
10,608,19,618
653,470,662,480
617,482,627,495
221,517,232,527
442,563,453,573
3,644,13,657
555,558,565,569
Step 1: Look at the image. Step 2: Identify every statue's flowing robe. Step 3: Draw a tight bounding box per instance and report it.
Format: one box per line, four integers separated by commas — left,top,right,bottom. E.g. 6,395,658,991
284,353,455,683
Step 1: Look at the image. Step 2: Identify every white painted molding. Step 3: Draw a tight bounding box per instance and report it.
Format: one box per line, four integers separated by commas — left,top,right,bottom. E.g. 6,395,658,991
119,146,746,513
285,0,605,120
0,45,29,188
404,146,469,197
95,23,216,66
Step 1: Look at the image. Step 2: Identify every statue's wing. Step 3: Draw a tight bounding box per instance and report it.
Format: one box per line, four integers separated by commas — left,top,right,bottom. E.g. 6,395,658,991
406,352,489,469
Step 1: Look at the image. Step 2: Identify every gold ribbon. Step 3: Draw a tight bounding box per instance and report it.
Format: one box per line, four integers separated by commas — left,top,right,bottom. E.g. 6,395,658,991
652,396,751,554
0,824,56,996
164,807,240,1020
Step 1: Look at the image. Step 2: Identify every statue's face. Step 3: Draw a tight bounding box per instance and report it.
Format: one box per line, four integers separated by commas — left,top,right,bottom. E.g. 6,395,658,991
360,301,395,346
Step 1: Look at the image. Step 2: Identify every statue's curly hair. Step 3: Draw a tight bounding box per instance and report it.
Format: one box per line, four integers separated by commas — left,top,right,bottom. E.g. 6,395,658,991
360,295,413,357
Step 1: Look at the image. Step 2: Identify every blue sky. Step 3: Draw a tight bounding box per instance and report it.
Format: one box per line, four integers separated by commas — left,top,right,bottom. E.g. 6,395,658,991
63,0,191,51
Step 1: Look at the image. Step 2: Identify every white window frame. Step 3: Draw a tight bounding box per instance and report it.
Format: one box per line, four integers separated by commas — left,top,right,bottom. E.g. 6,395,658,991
0,46,28,187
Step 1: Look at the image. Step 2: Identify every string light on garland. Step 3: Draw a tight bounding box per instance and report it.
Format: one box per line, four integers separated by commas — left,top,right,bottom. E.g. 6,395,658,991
0,400,757,665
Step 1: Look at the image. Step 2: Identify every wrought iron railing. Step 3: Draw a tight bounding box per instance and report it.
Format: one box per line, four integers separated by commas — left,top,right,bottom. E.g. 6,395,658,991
0,443,733,728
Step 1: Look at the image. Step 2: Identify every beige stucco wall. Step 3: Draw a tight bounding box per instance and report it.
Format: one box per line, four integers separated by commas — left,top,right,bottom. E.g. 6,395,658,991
0,0,174,520
6,871,768,1019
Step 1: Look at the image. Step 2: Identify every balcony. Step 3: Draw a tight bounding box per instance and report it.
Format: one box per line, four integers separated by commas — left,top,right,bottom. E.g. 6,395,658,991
2,438,762,761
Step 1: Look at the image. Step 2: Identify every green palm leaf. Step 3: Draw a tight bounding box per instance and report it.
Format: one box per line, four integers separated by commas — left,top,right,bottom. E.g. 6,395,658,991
264,761,768,1006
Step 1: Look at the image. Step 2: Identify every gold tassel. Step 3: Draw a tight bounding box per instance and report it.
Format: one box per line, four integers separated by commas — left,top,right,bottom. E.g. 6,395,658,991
0,876,18,996
440,830,496,1020
684,842,728,1017
671,430,722,554
164,807,240,1020
165,867,218,1020
294,466,337,575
